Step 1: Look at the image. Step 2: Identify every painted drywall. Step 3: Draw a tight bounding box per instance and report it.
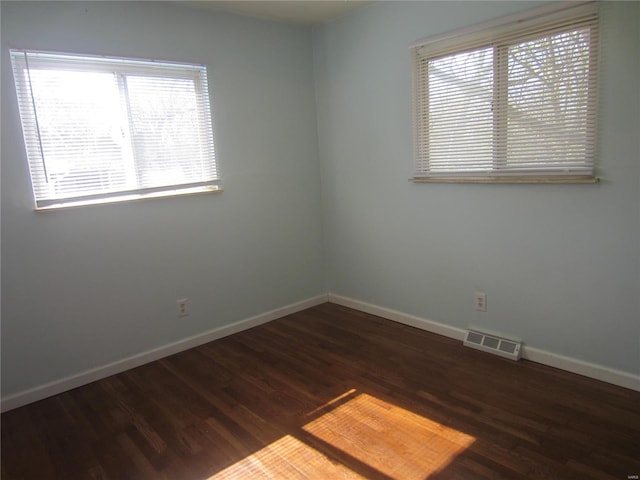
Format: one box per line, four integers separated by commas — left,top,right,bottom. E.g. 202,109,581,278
2,0,638,405
1,1,325,397
313,1,640,375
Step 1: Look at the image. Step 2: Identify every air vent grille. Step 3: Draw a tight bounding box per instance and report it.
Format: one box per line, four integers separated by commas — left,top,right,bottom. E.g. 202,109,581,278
463,329,521,360
466,331,483,345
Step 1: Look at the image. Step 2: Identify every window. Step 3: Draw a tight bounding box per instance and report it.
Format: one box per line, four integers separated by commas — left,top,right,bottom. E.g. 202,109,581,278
10,50,220,209
411,2,599,183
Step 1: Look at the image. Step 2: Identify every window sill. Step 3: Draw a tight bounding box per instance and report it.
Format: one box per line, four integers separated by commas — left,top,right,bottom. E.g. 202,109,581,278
35,185,222,211
410,176,599,184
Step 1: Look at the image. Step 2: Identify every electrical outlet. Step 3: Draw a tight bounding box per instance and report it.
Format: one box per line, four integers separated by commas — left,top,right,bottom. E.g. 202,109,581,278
177,298,190,317
474,292,487,312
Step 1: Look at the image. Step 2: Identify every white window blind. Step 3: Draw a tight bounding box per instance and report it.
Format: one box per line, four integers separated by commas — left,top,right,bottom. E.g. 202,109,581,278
411,2,599,181
10,50,220,208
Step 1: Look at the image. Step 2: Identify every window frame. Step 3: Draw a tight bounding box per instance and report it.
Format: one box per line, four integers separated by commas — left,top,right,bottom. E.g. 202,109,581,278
410,2,600,184
10,49,222,210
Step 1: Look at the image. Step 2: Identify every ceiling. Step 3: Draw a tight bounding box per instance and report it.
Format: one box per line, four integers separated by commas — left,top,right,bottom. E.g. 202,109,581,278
183,1,373,25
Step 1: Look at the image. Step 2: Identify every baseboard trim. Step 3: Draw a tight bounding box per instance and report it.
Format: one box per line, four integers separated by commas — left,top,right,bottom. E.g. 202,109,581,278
1,294,328,412
4,292,637,412
521,346,640,391
328,293,640,392
328,293,467,341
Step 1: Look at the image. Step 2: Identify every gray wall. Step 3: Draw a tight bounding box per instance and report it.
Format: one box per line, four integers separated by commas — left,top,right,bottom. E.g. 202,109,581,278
313,1,640,375
1,1,325,397
2,0,638,401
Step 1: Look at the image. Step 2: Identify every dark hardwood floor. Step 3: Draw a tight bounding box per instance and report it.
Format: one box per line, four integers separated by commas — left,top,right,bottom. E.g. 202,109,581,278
2,302,639,479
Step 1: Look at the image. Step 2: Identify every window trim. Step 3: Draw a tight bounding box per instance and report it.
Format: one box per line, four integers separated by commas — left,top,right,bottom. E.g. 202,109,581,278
410,176,599,185
10,49,221,210
34,185,223,211
410,1,600,184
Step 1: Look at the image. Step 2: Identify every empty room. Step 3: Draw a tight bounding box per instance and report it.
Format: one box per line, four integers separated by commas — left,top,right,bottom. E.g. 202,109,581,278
1,0,639,478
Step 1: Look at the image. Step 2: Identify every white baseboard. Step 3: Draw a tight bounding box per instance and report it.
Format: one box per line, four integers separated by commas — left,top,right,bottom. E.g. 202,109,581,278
4,292,637,412
328,293,640,392
521,346,640,391
328,293,467,341
1,294,328,413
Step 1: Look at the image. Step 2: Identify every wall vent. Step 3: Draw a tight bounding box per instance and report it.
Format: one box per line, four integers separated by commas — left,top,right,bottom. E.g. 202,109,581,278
463,329,522,361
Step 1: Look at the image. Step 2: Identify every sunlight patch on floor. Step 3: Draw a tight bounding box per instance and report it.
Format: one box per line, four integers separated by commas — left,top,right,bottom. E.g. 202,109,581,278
302,392,476,479
208,390,474,479
209,434,366,479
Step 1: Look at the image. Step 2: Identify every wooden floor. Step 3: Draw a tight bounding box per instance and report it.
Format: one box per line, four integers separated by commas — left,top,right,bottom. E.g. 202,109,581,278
2,303,639,479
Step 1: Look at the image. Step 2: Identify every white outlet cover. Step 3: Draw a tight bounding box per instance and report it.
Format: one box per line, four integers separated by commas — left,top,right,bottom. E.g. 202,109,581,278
474,292,487,311
177,298,190,316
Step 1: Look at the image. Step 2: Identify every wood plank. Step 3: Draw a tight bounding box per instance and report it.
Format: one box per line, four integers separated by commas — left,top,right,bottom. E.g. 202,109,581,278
2,302,639,479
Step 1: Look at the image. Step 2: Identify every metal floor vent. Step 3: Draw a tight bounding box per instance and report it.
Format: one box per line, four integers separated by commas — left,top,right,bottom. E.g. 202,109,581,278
463,329,522,360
